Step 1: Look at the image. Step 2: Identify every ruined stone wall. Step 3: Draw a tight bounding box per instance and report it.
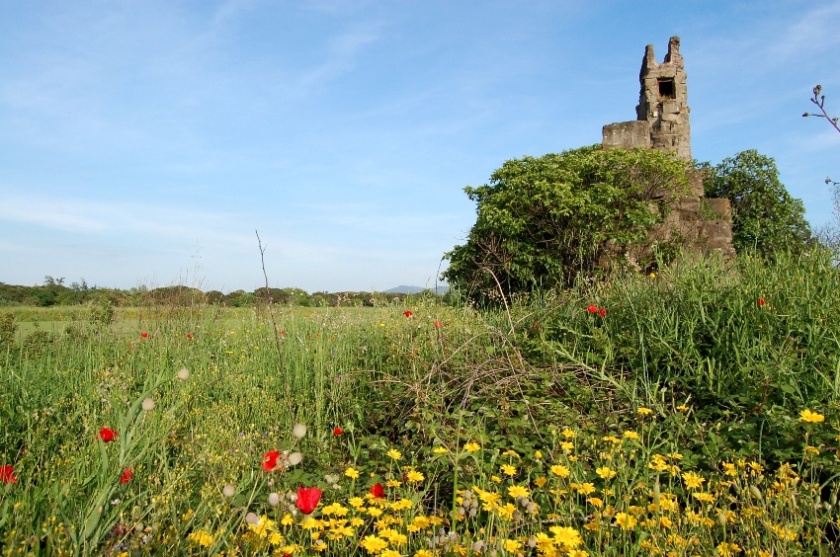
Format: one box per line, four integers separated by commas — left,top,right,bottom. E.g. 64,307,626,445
602,36,735,260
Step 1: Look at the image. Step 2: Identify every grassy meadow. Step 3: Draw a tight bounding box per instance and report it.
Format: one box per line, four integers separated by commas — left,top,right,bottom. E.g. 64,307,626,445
2,251,840,556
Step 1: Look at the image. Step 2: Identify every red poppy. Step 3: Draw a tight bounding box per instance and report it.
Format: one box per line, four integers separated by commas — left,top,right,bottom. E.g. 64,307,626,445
587,304,598,314
369,482,385,499
598,307,607,318
262,450,283,472
99,427,118,442
758,298,766,307
186,332,193,339
403,310,413,318
141,332,148,339
119,468,133,484
296,487,322,515
434,321,442,329
1,465,18,484
333,427,343,436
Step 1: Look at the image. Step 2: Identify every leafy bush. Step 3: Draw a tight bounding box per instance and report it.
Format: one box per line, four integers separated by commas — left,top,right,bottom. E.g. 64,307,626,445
701,149,811,257
443,145,689,304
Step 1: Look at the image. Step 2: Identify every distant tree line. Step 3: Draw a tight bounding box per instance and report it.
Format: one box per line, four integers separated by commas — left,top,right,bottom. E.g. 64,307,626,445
0,277,444,308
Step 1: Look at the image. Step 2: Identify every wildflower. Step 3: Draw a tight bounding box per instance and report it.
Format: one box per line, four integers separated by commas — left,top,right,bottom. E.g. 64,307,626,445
715,542,742,556
99,427,118,442
587,304,598,314
800,409,825,423
757,297,766,307
322,502,349,516
177,367,189,380
464,442,480,453
649,272,656,279
501,464,517,477
403,311,413,318
596,466,617,480
386,449,402,461
292,423,307,438
560,428,576,438
503,539,522,552
1,465,18,484
186,332,193,339
636,407,653,416
550,464,570,478
432,446,448,454
508,485,530,499
614,512,638,531
406,470,424,483
623,431,639,440
385,479,402,488
119,469,133,484
434,320,441,328
187,529,214,547
682,471,705,490
571,482,595,495
296,487,322,515
676,404,690,412
360,534,389,553
249,515,277,538
141,397,154,411
345,467,360,480
496,502,517,520
550,526,583,549
693,491,716,503
534,450,543,460
141,332,148,339
333,427,344,435
263,451,284,472
598,307,607,317
370,483,385,498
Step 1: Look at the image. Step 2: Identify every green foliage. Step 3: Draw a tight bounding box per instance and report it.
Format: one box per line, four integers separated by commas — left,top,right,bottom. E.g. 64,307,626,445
701,149,811,257
0,312,17,347
443,145,689,304
4,262,840,554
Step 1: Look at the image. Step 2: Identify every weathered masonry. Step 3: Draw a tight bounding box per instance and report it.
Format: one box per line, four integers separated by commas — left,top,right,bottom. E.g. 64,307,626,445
602,36,735,258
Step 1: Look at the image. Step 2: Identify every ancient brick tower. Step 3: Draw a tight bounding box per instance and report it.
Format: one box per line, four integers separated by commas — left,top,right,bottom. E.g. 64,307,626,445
601,37,735,259
636,36,691,162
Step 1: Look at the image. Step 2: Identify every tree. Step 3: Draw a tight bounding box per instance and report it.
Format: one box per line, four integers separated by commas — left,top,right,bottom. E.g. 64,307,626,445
443,145,689,304
702,150,811,258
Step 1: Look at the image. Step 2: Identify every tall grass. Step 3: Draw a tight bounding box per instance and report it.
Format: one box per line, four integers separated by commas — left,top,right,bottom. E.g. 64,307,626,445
1,250,839,555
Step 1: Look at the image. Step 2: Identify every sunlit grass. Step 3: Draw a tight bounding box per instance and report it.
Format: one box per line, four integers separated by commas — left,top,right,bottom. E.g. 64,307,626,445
2,251,840,555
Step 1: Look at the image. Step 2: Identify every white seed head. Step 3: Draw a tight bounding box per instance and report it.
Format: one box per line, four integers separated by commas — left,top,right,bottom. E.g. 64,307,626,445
268,493,280,507
222,484,235,497
287,452,303,466
292,423,307,438
245,512,259,525
177,367,190,381
141,398,155,411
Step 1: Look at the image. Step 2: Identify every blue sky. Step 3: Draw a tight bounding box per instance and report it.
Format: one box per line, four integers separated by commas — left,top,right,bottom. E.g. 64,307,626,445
1,1,838,293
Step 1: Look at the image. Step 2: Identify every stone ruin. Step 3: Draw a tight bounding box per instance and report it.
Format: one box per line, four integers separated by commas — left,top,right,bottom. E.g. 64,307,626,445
602,36,735,260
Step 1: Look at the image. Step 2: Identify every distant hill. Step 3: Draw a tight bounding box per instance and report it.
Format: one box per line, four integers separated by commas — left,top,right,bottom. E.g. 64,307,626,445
384,285,449,295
